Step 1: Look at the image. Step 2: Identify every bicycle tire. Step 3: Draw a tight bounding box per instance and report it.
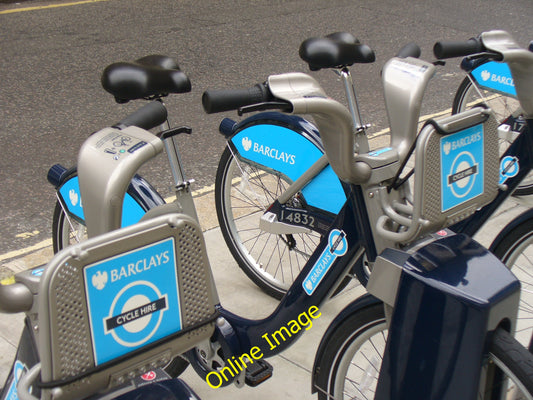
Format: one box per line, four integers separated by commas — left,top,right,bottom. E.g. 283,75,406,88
452,76,533,196
215,145,323,299
491,218,533,349
314,303,533,399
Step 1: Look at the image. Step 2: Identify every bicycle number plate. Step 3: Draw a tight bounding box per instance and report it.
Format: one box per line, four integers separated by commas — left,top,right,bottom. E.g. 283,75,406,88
83,237,182,365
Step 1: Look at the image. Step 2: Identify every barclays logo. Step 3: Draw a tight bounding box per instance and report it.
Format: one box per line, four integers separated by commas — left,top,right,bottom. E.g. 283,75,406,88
480,69,514,87
242,137,252,151
92,270,108,290
240,136,296,165
443,141,451,156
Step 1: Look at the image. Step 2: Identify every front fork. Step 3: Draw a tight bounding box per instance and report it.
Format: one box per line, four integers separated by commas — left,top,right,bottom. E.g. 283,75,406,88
367,233,520,400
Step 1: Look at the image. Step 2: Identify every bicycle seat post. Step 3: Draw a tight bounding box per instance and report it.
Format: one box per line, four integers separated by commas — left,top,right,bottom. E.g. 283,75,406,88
336,67,370,154
161,120,188,187
158,118,200,223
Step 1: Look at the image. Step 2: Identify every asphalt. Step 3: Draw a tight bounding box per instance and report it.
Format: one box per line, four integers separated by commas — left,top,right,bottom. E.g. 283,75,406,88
0,190,531,399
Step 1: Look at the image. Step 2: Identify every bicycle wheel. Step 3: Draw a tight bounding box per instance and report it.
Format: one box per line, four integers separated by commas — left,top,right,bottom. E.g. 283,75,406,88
314,303,387,400
452,76,533,195
51,200,87,253
491,218,533,349
215,145,322,299
315,303,533,399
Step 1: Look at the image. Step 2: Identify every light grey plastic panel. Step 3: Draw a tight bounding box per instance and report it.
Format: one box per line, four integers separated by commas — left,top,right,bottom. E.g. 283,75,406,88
415,107,499,233
37,213,218,400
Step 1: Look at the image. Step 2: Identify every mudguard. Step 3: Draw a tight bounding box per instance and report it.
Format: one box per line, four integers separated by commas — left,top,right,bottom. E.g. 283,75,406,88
50,165,165,228
467,59,517,97
489,207,533,253
311,293,381,392
222,112,348,215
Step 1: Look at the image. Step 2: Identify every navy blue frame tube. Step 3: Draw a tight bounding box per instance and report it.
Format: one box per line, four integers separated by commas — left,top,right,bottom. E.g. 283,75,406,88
218,185,374,357
375,234,520,400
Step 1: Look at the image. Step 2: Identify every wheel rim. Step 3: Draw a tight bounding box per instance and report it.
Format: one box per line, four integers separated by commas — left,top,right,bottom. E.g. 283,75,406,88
57,207,87,251
500,233,533,348
330,319,387,399
220,153,321,292
457,81,520,125
330,322,533,400
486,353,533,400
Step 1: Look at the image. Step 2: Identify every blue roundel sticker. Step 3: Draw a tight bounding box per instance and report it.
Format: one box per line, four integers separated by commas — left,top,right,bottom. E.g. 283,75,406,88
104,281,168,347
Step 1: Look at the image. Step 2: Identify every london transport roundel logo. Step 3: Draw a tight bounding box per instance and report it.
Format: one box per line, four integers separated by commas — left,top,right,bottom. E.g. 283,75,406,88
104,281,169,347
448,151,478,199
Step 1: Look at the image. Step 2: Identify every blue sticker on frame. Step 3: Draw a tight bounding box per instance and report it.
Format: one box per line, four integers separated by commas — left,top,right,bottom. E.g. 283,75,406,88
302,229,348,295
440,124,484,212
83,237,181,365
471,61,516,97
59,176,146,227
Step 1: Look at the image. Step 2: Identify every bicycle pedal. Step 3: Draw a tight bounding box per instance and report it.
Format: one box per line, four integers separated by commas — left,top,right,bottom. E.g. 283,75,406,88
244,359,273,387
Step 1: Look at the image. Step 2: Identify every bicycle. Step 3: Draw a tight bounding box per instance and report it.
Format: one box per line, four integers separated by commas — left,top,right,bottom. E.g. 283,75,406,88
210,35,423,298
203,29,533,398
48,55,197,253
207,32,533,354
3,29,533,400
311,30,533,398
451,40,533,195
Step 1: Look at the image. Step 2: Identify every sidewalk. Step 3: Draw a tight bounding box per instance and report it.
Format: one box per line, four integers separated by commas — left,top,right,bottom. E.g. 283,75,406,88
0,193,530,399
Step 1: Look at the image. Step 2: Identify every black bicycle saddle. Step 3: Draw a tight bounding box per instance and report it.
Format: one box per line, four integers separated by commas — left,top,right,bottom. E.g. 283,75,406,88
299,32,376,71
101,55,191,103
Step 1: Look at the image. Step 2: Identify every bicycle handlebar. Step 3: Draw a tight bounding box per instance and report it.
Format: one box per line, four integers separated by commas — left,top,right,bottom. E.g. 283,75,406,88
396,42,421,59
202,83,273,114
114,101,168,130
433,38,485,59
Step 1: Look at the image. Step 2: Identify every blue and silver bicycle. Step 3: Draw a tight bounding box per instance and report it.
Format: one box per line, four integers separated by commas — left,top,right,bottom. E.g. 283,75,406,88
2,29,533,400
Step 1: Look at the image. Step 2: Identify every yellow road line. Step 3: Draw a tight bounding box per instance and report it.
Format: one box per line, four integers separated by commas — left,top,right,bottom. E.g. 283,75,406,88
0,239,52,263
0,0,109,15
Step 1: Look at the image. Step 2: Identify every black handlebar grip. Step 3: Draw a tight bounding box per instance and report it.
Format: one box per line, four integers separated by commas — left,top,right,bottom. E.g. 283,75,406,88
396,42,421,59
433,38,484,59
202,83,272,114
115,101,168,130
